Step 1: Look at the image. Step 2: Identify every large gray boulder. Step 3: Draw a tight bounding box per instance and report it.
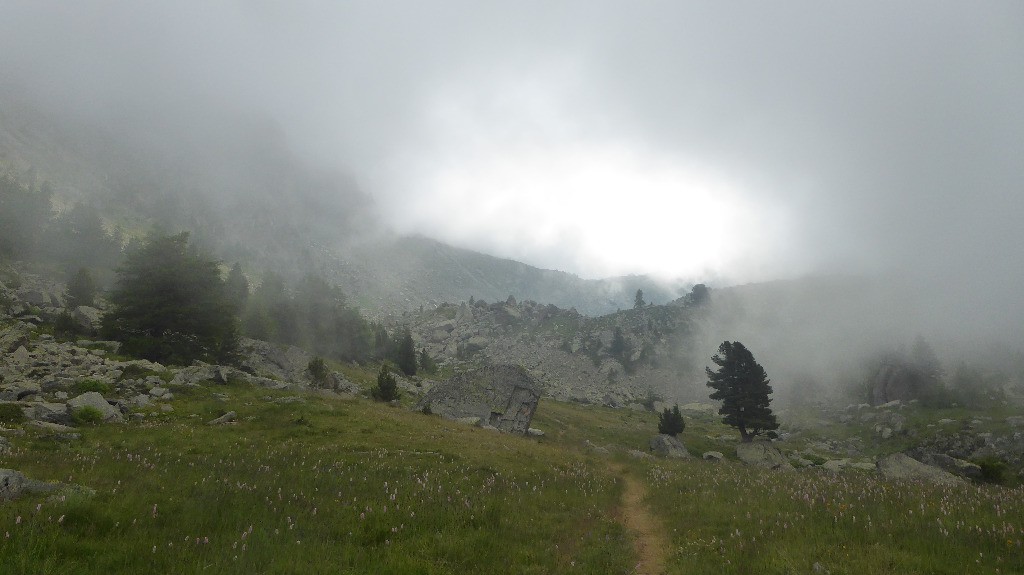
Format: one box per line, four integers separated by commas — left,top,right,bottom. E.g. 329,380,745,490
909,450,983,481
876,453,965,485
67,392,123,423
735,441,792,469
71,306,102,333
30,402,70,424
0,469,60,500
238,338,313,383
649,434,692,459
0,323,31,353
416,365,540,434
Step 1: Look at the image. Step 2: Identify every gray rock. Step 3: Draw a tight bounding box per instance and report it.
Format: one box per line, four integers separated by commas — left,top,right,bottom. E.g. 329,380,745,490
169,365,217,386
526,428,545,437
71,306,102,333
702,451,724,462
30,402,69,423
627,449,653,459
416,365,540,435
0,468,61,500
67,391,123,422
649,434,692,458
207,411,236,425
26,420,76,433
238,338,313,383
912,452,983,481
149,386,169,398
1006,416,1024,428
876,453,964,485
735,441,792,469
10,345,30,366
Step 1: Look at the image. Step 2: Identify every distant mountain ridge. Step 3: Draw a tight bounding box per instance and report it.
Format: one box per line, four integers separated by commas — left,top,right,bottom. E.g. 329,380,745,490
0,87,687,316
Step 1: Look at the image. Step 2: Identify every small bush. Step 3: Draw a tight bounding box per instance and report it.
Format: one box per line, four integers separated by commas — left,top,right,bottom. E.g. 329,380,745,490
372,364,400,402
0,403,26,425
658,404,685,437
307,356,329,388
73,379,112,395
974,456,1009,485
71,406,105,426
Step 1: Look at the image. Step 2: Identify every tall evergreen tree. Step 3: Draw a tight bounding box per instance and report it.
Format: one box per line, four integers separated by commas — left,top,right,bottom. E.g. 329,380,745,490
394,327,417,376
634,289,645,309
65,267,97,308
225,263,249,312
706,341,778,442
101,232,239,365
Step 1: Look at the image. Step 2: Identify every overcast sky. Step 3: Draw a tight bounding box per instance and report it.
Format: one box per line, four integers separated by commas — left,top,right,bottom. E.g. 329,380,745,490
2,1,1022,294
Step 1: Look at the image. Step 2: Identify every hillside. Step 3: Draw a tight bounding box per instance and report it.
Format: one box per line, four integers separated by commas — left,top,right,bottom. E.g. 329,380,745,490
0,88,683,316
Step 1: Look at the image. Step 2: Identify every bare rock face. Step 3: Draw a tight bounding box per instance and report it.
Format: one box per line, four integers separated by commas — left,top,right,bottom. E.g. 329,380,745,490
417,365,540,435
876,453,965,486
735,441,792,469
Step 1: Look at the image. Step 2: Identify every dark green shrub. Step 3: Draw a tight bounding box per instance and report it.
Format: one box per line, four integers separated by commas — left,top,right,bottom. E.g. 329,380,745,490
73,379,111,395
71,406,105,426
658,404,685,436
307,356,329,388
371,363,399,402
0,403,26,425
974,457,1009,485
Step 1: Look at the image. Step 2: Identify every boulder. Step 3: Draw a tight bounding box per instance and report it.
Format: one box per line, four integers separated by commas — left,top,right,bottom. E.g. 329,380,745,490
169,364,218,386
0,468,60,500
30,402,69,423
10,345,30,366
67,392,123,423
875,453,964,485
702,451,724,462
238,338,313,383
735,441,792,469
71,306,102,333
649,434,692,459
416,365,540,435
207,411,236,425
911,452,983,481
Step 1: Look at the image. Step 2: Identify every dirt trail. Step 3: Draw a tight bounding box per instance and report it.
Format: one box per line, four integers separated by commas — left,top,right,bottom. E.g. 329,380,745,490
613,464,671,575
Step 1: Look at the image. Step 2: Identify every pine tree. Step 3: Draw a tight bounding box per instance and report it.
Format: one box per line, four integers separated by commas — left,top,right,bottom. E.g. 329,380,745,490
372,363,399,402
706,341,778,442
65,267,97,308
658,404,685,436
394,327,417,376
101,232,239,365
225,263,249,312
634,289,645,309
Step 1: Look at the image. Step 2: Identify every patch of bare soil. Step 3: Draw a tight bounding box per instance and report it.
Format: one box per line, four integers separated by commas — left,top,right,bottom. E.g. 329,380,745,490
614,465,671,574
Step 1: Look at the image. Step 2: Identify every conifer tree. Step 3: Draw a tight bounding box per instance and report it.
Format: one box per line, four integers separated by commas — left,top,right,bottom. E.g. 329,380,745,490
394,327,417,376
101,232,239,365
372,363,399,402
658,404,685,436
706,341,778,442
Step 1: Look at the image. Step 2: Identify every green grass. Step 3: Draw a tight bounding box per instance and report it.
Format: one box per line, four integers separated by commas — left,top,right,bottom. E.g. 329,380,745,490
1,383,633,574
643,458,1024,574
3,378,1022,574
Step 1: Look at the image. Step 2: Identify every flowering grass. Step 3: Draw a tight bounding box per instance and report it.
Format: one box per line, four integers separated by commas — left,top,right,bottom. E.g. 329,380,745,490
642,459,1024,574
1,383,632,574
3,378,1021,574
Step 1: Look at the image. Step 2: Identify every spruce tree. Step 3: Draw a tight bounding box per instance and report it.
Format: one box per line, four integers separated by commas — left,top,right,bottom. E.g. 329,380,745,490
101,232,239,365
706,341,778,442
65,267,97,308
658,404,685,436
372,363,399,402
634,289,645,309
394,327,417,376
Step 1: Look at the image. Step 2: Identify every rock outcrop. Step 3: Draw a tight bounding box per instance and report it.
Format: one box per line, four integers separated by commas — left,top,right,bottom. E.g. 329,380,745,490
649,434,692,458
735,441,792,469
875,453,965,485
416,365,540,434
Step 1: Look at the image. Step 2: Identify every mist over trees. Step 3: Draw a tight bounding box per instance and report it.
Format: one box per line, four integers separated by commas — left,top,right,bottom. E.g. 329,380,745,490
101,232,239,365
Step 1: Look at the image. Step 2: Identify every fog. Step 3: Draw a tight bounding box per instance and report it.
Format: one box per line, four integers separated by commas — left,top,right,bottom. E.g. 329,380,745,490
2,2,1023,363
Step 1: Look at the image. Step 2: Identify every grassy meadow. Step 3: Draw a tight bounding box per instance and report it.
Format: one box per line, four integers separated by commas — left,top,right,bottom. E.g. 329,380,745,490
2,375,1022,574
